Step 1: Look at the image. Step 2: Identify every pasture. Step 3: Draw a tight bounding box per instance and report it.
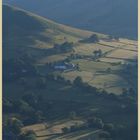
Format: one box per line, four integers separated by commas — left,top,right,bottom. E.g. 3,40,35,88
34,38,137,94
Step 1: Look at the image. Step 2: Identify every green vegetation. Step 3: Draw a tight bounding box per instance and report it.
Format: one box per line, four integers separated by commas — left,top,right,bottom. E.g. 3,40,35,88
54,42,74,53
3,72,137,140
3,4,138,140
19,130,36,140
80,34,99,43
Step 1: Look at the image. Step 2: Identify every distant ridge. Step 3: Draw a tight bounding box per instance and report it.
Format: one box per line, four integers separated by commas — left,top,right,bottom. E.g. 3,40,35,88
3,0,138,40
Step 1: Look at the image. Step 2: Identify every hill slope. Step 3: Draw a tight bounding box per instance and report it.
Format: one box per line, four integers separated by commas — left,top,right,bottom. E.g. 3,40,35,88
3,5,137,95
3,4,99,60
3,4,138,140
3,0,138,39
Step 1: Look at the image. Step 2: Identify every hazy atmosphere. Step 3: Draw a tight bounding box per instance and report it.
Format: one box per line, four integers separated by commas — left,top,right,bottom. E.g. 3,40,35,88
3,0,138,39
3,1,138,140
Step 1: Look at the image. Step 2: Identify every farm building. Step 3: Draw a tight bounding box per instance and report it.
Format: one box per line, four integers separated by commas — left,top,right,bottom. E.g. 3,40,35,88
54,62,75,71
54,65,67,70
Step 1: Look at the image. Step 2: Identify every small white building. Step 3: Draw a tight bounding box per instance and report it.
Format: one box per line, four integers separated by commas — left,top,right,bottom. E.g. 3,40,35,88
54,62,75,71
54,65,67,70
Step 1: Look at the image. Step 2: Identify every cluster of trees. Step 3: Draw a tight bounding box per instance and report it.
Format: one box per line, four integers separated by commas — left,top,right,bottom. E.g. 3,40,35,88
66,53,93,65
80,34,99,43
99,131,111,139
61,114,137,140
108,35,120,41
101,123,137,140
87,117,115,135
18,73,72,90
44,74,71,85
54,42,74,53
3,94,46,125
61,116,115,138
3,73,137,140
66,114,137,140
19,130,36,140
87,117,104,129
73,76,137,100
3,118,37,140
73,76,98,94
4,74,137,116
121,87,137,101
67,53,85,60
93,49,102,58
72,76,137,122
62,125,83,134
122,87,136,97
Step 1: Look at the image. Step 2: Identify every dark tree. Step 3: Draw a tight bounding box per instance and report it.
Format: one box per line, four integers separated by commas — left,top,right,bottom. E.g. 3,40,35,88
103,123,114,133
62,127,69,133
98,49,102,57
88,34,99,43
54,42,74,52
22,93,37,107
87,117,104,129
7,118,23,135
73,76,83,87
3,98,13,113
122,88,128,97
19,130,36,140
14,100,34,116
99,131,111,139
80,34,99,43
95,118,104,129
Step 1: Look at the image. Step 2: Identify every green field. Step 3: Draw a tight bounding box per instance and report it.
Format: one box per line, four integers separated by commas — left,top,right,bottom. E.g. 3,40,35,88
45,39,137,94
31,39,137,95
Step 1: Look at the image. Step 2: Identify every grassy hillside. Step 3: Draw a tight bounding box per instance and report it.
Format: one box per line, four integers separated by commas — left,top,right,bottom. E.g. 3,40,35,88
3,4,137,95
3,4,106,60
3,5,138,140
3,0,138,39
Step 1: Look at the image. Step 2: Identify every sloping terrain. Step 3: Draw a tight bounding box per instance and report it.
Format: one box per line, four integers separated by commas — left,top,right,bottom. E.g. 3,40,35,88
3,5,137,95
3,5,138,140
3,0,138,39
3,4,101,60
